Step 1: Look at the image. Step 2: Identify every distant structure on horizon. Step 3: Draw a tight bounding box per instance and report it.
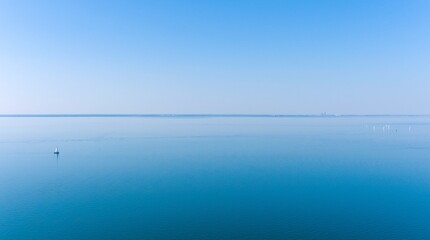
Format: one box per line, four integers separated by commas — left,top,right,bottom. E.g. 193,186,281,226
320,112,338,117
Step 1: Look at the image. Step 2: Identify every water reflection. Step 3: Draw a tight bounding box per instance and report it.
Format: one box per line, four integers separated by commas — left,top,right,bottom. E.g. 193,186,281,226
0,117,429,239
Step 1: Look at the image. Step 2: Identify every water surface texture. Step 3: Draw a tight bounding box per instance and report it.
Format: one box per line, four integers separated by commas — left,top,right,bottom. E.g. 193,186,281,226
1,117,429,239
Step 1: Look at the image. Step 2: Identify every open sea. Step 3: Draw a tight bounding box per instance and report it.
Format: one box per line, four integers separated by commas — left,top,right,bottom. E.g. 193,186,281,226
0,116,429,239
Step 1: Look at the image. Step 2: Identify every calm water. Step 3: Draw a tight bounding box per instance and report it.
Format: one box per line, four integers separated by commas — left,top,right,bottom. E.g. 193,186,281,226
1,117,429,239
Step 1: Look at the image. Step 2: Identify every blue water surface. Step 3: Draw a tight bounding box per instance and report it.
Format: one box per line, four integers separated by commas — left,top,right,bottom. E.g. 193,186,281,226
0,117,429,239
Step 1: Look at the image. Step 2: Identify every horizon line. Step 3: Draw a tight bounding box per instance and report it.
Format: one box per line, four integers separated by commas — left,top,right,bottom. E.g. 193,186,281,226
0,114,430,118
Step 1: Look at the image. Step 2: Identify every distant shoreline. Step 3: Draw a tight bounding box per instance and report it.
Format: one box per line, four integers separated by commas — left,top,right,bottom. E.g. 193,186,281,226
0,114,429,118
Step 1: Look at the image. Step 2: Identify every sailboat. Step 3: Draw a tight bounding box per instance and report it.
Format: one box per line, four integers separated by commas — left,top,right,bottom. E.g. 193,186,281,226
54,147,60,155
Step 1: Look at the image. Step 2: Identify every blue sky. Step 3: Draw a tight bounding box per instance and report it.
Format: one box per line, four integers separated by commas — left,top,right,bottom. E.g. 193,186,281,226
0,0,429,114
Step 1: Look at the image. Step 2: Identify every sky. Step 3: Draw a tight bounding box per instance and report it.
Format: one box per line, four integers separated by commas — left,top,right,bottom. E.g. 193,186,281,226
0,0,429,114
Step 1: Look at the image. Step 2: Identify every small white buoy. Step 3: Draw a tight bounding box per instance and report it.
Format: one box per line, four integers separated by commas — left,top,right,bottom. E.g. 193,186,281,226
54,147,60,155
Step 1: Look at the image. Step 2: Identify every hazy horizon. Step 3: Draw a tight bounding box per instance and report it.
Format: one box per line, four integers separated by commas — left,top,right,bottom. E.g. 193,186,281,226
1,113,430,118
1,1,429,114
